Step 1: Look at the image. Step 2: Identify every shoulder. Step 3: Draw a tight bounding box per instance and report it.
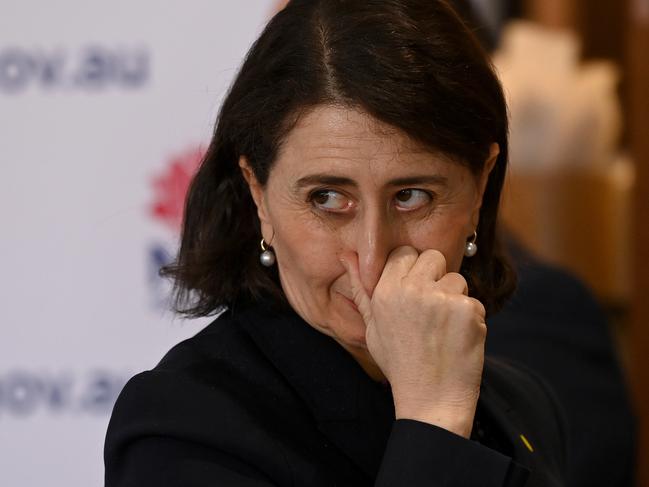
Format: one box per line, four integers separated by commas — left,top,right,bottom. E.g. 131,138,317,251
141,308,291,395
104,310,302,486
484,356,565,417
107,308,300,424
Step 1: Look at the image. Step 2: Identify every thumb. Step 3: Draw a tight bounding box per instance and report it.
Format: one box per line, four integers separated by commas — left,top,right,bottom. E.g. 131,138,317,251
339,251,373,325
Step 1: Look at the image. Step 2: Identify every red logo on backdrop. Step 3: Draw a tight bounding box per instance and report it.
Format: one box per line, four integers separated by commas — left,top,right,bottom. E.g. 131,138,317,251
150,146,205,233
147,145,205,309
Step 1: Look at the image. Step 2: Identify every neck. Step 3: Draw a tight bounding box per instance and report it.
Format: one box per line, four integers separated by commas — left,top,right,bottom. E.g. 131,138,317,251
341,343,386,383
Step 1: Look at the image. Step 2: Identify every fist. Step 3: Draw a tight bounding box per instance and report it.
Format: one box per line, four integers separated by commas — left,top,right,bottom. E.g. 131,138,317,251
341,246,487,438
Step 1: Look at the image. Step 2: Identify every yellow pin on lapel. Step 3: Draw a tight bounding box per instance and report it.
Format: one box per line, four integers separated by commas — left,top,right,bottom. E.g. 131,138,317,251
519,434,534,452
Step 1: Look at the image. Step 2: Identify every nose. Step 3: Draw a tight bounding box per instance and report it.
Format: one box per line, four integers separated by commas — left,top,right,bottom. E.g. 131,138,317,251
351,207,398,297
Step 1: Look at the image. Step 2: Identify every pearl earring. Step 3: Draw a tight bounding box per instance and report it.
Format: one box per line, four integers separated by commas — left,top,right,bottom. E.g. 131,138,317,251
259,238,276,267
464,231,478,257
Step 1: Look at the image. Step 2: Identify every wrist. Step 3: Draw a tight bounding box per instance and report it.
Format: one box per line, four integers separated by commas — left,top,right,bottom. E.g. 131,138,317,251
394,400,476,439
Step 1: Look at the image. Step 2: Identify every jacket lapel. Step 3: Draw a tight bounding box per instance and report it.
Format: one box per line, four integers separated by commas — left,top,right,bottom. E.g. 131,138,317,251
235,301,394,478
480,359,537,465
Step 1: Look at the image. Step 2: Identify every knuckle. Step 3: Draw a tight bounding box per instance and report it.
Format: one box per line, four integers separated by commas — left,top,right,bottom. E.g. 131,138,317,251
476,320,487,337
458,295,484,313
473,299,486,318
446,272,467,285
390,245,418,260
448,295,485,320
445,272,468,291
401,276,421,296
420,248,446,264
456,295,475,310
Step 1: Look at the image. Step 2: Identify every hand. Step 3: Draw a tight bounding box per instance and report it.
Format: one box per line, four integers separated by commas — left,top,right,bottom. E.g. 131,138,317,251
340,247,487,438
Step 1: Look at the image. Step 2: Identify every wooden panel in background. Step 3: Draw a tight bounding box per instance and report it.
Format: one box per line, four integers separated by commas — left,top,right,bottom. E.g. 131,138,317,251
628,0,649,485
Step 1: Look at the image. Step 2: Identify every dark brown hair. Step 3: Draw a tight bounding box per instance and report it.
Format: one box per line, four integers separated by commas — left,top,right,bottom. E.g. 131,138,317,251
162,0,515,316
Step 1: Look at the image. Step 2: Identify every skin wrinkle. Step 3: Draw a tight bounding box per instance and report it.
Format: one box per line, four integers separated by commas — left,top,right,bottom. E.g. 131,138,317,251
240,105,496,380
293,174,449,191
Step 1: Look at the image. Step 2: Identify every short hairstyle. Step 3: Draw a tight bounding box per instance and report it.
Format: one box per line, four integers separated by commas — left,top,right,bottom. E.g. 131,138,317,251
162,0,515,316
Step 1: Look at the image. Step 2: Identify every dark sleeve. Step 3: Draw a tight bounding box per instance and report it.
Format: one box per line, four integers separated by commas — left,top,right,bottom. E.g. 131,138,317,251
375,419,530,487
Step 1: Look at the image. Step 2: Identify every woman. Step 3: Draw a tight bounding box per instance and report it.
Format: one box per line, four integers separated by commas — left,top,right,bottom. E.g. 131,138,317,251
105,1,567,485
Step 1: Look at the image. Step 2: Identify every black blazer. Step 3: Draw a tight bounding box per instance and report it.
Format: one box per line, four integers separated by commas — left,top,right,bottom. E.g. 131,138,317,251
489,241,636,486
104,301,567,486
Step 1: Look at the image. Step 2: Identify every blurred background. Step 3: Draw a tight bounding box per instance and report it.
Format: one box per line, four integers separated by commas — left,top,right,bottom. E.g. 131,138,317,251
1,0,647,485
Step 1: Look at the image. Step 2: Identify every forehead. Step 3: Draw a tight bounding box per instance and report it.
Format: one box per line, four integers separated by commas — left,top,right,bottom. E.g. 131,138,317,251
278,106,432,162
269,106,469,187
270,106,470,186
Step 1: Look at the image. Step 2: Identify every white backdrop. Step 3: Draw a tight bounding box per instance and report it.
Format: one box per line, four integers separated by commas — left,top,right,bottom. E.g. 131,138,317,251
0,1,276,485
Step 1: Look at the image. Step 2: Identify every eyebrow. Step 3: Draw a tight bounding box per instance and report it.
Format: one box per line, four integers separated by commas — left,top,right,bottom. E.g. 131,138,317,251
293,173,448,190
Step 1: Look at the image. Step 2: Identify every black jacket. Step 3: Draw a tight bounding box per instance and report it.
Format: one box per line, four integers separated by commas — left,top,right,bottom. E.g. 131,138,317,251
488,241,636,486
104,301,567,486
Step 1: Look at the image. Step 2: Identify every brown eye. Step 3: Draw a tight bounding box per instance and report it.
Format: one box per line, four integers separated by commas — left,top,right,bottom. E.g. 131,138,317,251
396,189,413,202
310,190,353,212
394,189,432,210
313,192,331,205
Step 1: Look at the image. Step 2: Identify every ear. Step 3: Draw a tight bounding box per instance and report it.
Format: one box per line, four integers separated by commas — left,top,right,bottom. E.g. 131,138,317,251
471,143,499,228
239,156,271,225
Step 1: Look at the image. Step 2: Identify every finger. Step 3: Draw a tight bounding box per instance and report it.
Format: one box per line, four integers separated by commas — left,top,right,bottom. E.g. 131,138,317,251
379,246,419,285
339,252,373,323
406,248,447,282
469,296,486,320
436,272,469,295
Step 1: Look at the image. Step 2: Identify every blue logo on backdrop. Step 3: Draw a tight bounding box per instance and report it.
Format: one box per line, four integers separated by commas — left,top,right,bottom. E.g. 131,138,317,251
0,46,150,94
0,370,130,417
148,243,174,309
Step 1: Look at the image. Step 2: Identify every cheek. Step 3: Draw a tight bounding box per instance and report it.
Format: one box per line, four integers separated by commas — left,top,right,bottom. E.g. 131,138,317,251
407,216,470,273
272,214,369,345
272,212,344,294
446,241,467,272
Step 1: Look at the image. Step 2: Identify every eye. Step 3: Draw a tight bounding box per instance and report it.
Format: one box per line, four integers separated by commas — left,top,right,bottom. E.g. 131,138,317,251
394,189,433,210
309,190,354,212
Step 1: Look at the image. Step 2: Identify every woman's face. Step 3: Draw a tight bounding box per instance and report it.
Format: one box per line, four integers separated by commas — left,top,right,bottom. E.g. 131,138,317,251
241,105,496,376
